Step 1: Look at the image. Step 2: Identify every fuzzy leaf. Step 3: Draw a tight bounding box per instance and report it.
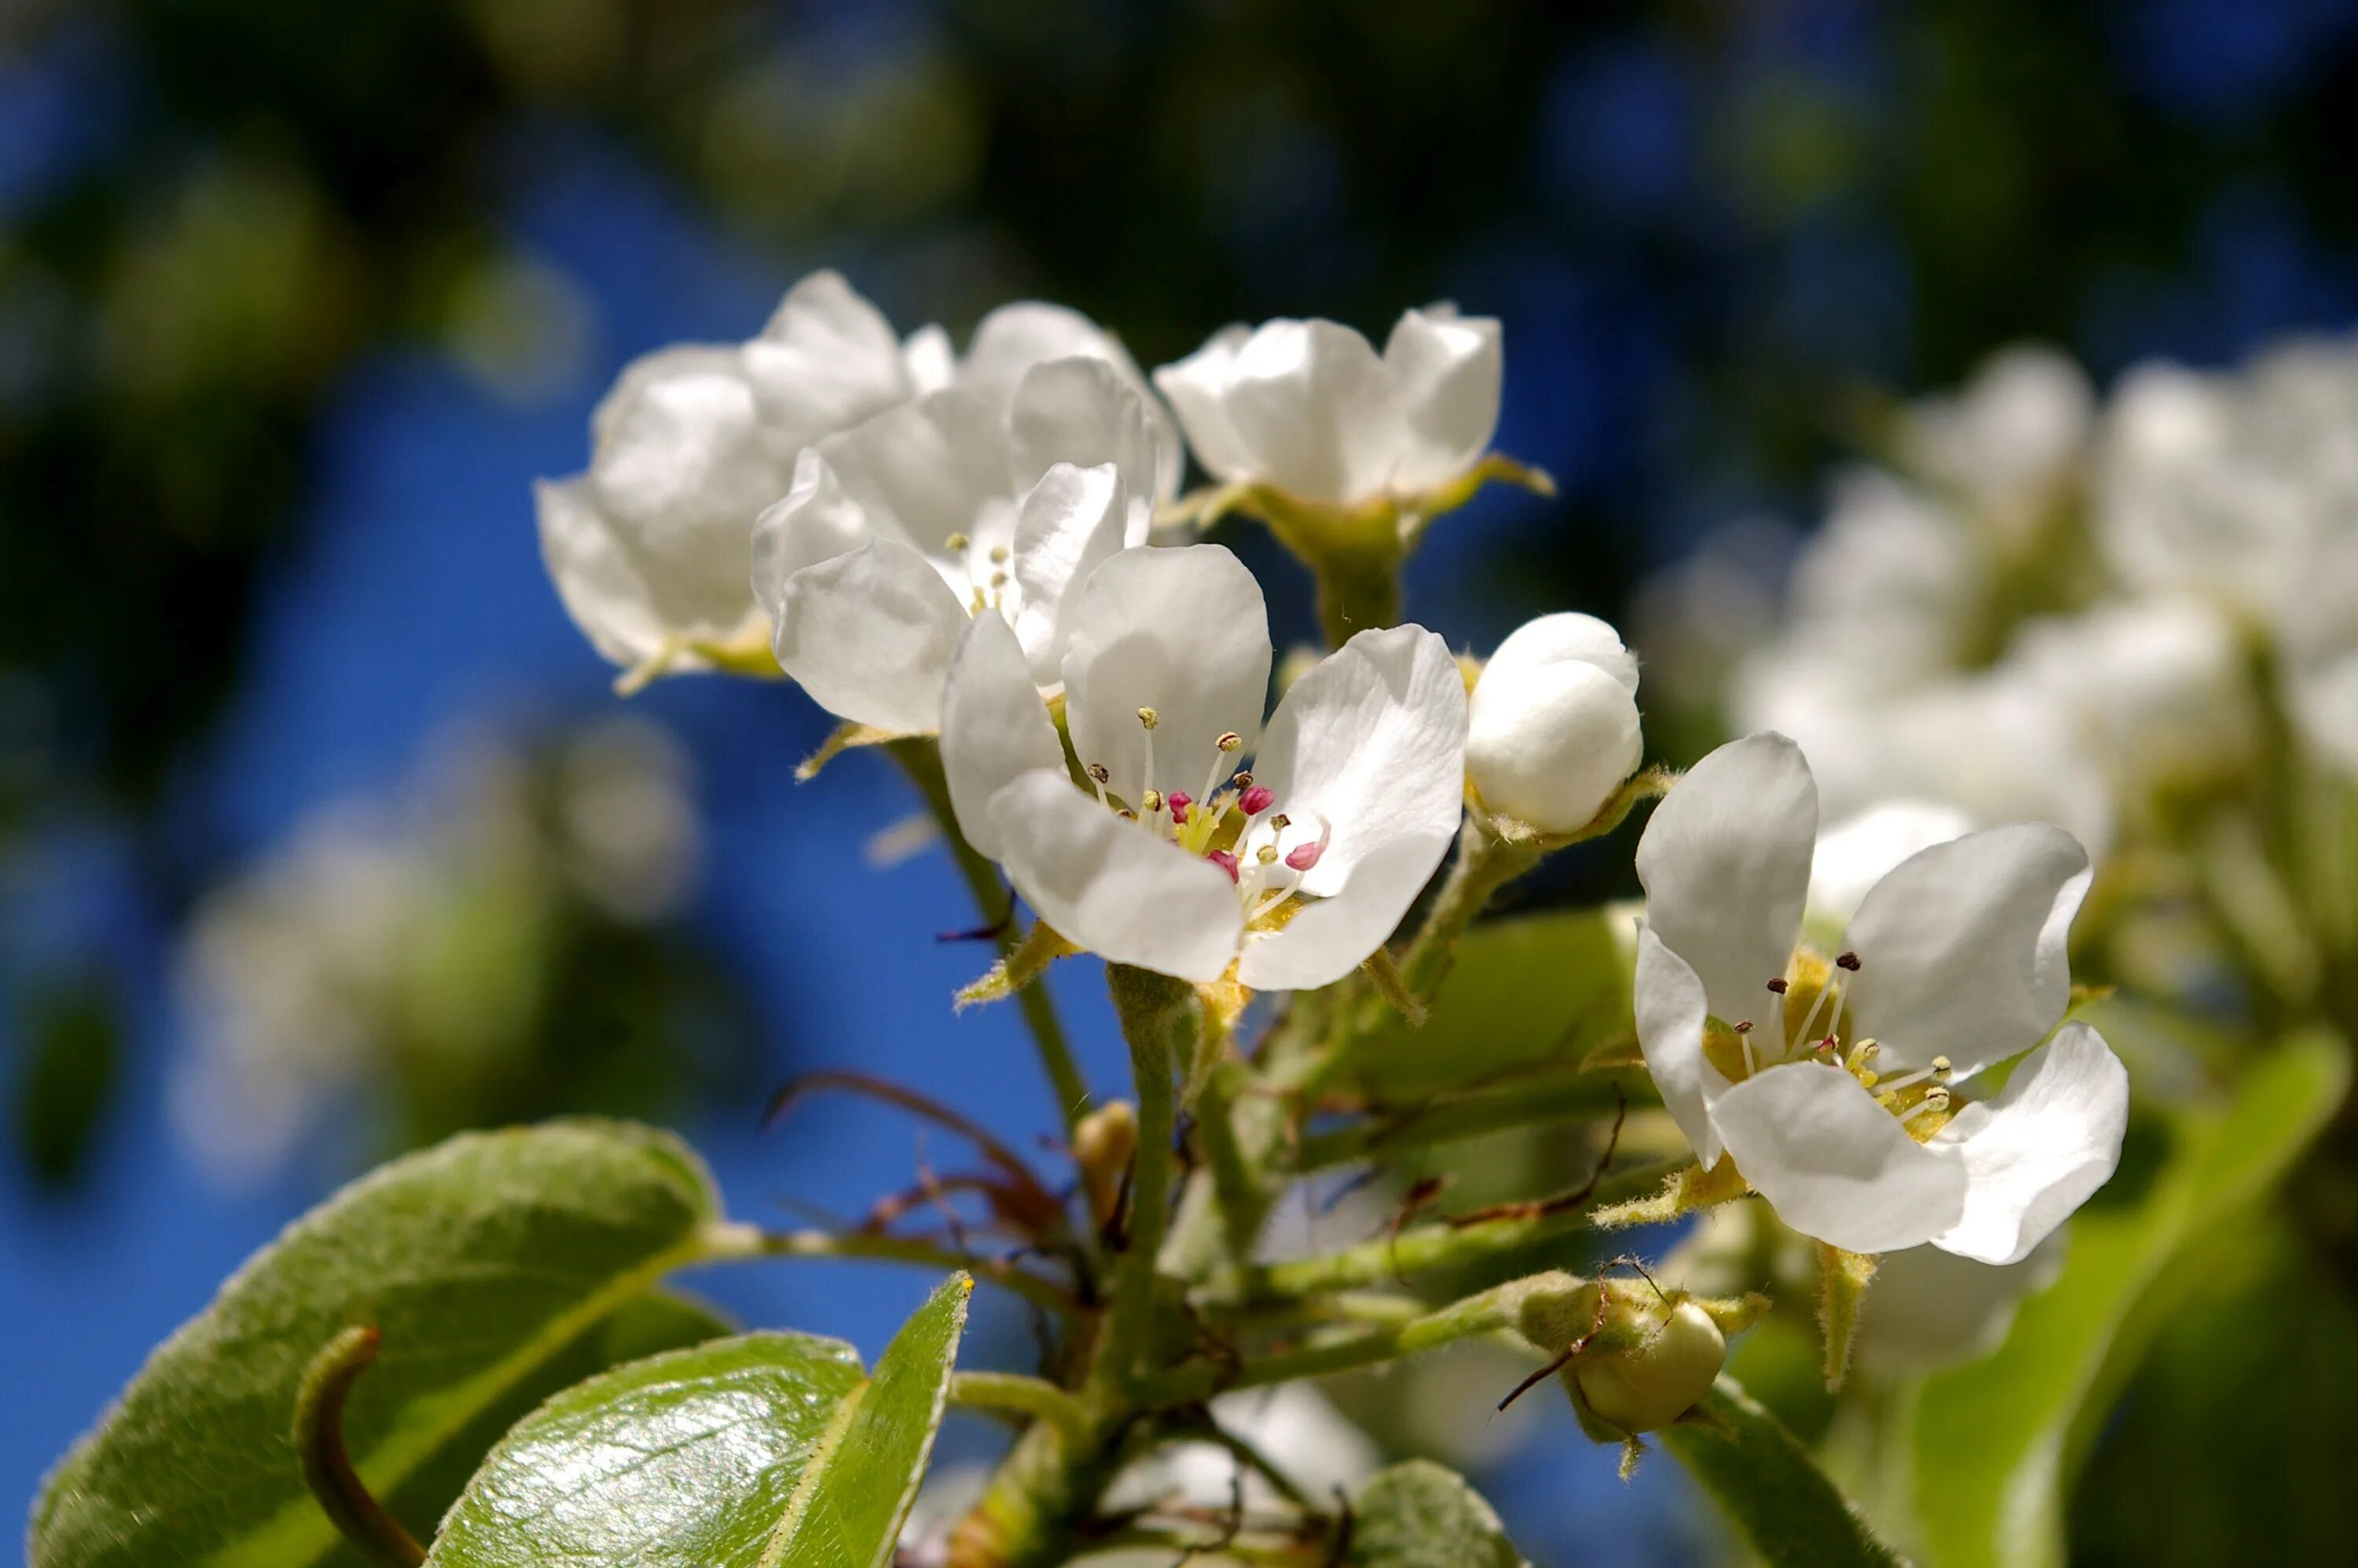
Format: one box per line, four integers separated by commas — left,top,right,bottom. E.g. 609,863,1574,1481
1908,1028,2349,1568
29,1121,722,1568
1662,1379,1909,1567
424,1275,971,1568
1346,1460,1526,1568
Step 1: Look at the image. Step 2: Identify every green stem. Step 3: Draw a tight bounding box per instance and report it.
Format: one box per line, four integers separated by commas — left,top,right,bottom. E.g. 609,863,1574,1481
1096,965,1191,1392
948,1372,1094,1450
1134,1282,1526,1406
1192,1156,1680,1307
1398,817,1542,1001
700,1222,1083,1318
891,738,1091,1136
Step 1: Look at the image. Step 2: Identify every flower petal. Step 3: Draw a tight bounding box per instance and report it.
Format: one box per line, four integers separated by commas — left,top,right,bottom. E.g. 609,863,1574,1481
740,270,913,451
1927,1023,2128,1265
750,450,880,628
1633,925,1727,1166
1236,834,1450,992
1219,320,1404,504
941,611,1066,857
1806,800,1974,926
1710,1062,1970,1254
1009,463,1129,685
988,769,1243,982
1633,732,1817,1026
536,476,670,667
1844,823,2091,1077
1853,1232,2066,1378
1008,358,1166,544
770,539,968,733
902,323,956,394
1481,611,1639,696
1247,626,1466,898
1155,325,1259,484
1382,305,1502,490
814,389,1012,554
961,302,1180,498
1061,545,1272,812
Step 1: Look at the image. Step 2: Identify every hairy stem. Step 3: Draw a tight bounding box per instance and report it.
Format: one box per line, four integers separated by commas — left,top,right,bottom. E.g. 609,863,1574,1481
891,738,1091,1136
1135,1281,1529,1406
1096,964,1192,1391
948,1372,1094,1450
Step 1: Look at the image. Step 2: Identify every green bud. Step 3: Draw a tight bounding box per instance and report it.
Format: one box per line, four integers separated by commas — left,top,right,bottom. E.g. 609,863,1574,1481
1570,1300,1726,1435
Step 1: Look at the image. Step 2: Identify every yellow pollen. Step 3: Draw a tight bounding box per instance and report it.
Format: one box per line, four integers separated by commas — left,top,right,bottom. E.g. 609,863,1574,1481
1140,790,1164,813
1217,732,1242,751
945,532,970,553
1256,845,1279,865
1137,707,1159,729
988,544,1009,564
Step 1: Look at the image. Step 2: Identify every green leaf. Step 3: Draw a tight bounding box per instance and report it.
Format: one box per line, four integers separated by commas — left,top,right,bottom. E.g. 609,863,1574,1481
425,1273,973,1568
1907,1028,2349,1568
1346,1460,1526,1568
1662,1379,1909,1568
30,1120,722,1568
1346,910,1634,1100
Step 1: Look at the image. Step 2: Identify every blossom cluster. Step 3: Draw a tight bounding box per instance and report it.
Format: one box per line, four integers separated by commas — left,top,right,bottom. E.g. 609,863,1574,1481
533,271,2132,1368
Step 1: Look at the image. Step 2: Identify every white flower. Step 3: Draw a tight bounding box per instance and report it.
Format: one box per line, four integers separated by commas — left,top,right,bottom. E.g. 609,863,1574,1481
1465,612,1644,834
750,354,1173,734
2004,597,2254,788
1633,732,2128,1262
1153,306,1501,506
1852,1232,2066,1377
938,544,1467,986
538,271,923,672
1897,343,2092,540
1806,800,1974,926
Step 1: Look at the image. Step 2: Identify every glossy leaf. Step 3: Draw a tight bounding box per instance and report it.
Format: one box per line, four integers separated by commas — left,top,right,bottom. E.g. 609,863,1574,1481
1662,1379,1908,1568
1908,1028,2349,1568
1346,909,1635,1099
30,1120,722,1568
425,1274,972,1568
1346,1460,1526,1568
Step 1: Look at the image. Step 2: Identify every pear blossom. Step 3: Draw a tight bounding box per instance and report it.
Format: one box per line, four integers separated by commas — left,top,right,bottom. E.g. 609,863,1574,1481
1153,306,1502,508
538,270,1172,683
1806,799,1974,926
750,353,1174,735
1465,612,1644,835
1633,732,2128,1262
938,544,1467,987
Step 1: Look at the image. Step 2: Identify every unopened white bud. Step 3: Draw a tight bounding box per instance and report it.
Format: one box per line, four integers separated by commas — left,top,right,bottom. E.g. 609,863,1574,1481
1466,613,1644,834
1572,1299,1725,1434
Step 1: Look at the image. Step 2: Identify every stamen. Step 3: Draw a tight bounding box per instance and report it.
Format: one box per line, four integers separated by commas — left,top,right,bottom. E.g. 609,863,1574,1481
1140,789,1164,816
1268,813,1291,832
1086,762,1111,808
1217,732,1242,752
1255,845,1280,866
1284,813,1332,872
1877,1056,1953,1095
1734,1019,1756,1076
945,532,971,553
1239,784,1273,816
1137,707,1159,810
1766,977,1789,995
988,545,1009,564
1835,951,1862,971
1793,966,1846,1055
1136,707,1159,729
1845,1037,1879,1071
1902,1087,1952,1126
1199,736,1240,807
1166,790,1192,826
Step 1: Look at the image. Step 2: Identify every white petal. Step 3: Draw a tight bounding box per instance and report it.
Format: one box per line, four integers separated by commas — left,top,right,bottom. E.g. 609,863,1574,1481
2290,651,2358,778
771,540,968,733
1806,800,1974,926
1061,545,1272,812
749,450,880,628
961,302,1180,498
1633,732,1817,1025
1250,626,1467,894
940,612,1065,858
1382,305,1503,490
1632,925,1726,1166
740,270,913,451
536,476,670,667
1008,358,1166,543
1928,1023,2127,1265
1155,325,1259,484
902,323,956,394
987,769,1243,982
1236,626,1469,990
1853,1232,2066,1377
1710,1063,1970,1254
1482,611,1640,695
1467,659,1643,835
1844,823,2091,1077
814,390,1014,554
1008,463,1129,684
1219,319,1404,504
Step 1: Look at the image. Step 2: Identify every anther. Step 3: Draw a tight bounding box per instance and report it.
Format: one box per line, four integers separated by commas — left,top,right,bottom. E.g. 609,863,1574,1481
990,571,1008,589
988,545,1009,564
1930,1055,1952,1079
1269,813,1291,832
1732,1020,1753,1034
1835,951,1862,971
1903,1086,1953,1125
1239,784,1273,816
1136,707,1159,730
1217,732,1242,752
1256,845,1280,865
1231,771,1253,789
1766,977,1789,994
945,532,971,553
1284,840,1324,871
1140,789,1164,814
1087,762,1111,784
1166,790,1192,824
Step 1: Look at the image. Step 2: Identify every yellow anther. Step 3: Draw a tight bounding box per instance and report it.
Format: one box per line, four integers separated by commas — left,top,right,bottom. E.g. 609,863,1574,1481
1269,813,1291,832
990,571,1008,589
988,544,1009,564
1930,1056,1952,1078
1257,845,1280,865
1136,707,1159,729
1140,790,1165,813
945,532,971,553
1217,731,1242,752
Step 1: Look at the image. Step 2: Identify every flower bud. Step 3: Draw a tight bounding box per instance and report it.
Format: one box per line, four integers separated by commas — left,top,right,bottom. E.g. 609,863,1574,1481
1071,1100,1138,1230
1466,613,1644,834
1571,1299,1726,1435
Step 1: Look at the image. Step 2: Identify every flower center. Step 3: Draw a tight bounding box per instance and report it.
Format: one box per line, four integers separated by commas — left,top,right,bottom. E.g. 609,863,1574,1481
1702,946,1955,1140
1082,707,1331,930
941,518,1021,620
